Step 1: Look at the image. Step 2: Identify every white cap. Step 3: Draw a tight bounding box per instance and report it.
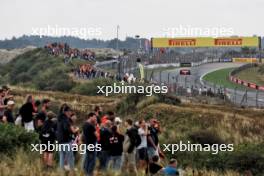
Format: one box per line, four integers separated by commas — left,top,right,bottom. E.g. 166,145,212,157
114,117,122,123
7,100,15,105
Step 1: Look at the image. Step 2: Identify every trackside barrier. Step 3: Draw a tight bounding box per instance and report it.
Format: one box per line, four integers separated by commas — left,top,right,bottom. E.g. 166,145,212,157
229,63,264,91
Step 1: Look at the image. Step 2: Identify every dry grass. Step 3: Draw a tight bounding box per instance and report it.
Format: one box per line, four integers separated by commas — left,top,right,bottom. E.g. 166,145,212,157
235,65,264,86
1,87,263,175
0,46,36,64
0,150,242,176
9,85,264,144
11,85,119,114
137,103,264,144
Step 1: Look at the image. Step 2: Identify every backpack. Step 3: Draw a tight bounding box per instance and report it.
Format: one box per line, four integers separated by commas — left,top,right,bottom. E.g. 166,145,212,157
130,127,141,147
40,121,55,140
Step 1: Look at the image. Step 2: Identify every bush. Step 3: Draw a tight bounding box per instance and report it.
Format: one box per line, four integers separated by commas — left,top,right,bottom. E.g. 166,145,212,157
0,75,6,85
189,130,225,145
34,67,76,92
116,90,181,115
0,48,77,92
13,72,32,83
0,124,39,154
71,78,118,96
157,94,181,105
166,143,264,175
116,92,147,115
225,143,264,175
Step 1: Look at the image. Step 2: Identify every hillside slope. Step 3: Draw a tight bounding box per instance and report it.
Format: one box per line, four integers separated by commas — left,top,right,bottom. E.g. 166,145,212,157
235,64,264,86
0,48,77,91
0,46,36,64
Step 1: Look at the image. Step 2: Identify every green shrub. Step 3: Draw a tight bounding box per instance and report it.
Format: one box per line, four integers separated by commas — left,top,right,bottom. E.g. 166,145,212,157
0,124,39,154
71,78,118,96
0,48,77,92
164,143,264,175
157,94,181,105
225,143,264,175
13,72,32,83
116,92,147,115
33,67,75,92
189,130,225,145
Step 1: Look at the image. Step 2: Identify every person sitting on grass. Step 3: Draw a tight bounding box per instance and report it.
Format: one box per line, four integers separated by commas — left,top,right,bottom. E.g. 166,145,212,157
148,155,163,176
162,158,179,176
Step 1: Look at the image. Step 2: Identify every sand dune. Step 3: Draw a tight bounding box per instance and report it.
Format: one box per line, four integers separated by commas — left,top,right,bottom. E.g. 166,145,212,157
0,46,36,64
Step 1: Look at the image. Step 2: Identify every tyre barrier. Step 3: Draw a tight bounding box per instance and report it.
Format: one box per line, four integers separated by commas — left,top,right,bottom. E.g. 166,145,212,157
229,64,264,91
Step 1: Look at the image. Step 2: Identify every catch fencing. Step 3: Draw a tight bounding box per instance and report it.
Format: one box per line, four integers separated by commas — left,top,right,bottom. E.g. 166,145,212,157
93,53,264,108
145,69,264,108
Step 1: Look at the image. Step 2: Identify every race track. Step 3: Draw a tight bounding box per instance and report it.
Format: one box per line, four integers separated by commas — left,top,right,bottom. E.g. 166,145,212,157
152,62,264,107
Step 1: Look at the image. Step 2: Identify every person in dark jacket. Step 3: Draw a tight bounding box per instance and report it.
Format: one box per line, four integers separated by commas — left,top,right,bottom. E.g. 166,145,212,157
35,99,51,132
98,120,112,171
40,111,57,169
121,119,138,175
57,105,79,171
109,125,124,171
82,112,98,176
19,95,36,131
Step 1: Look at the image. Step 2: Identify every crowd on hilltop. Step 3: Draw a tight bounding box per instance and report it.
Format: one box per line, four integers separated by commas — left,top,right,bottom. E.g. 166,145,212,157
74,63,118,81
0,85,180,176
44,43,123,81
45,43,96,62
44,43,141,84
75,63,97,79
74,63,137,84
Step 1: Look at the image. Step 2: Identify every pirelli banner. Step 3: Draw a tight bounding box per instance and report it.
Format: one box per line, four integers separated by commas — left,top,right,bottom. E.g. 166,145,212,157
232,58,258,63
151,37,259,48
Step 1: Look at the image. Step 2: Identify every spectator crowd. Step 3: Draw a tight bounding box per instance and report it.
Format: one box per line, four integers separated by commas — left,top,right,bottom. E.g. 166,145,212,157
74,63,137,84
45,43,96,62
0,85,180,176
74,64,118,81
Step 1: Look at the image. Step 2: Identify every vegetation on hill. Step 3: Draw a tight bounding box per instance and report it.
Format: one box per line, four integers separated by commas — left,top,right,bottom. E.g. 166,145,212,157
117,94,264,175
0,35,147,50
0,46,36,64
235,64,264,86
0,48,75,91
0,87,263,175
0,124,39,154
0,48,119,96
0,49,263,175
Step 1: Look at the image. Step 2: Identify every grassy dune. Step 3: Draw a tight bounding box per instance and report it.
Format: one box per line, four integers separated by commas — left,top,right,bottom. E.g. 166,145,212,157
0,49,263,175
123,96,264,175
0,88,263,175
235,65,264,86
0,150,242,176
137,103,264,144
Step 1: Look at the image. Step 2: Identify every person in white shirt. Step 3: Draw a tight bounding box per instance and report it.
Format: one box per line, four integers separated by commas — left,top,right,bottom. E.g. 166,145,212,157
136,119,148,170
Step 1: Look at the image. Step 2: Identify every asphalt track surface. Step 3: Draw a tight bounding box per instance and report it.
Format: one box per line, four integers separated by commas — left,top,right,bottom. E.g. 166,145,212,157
152,63,264,107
